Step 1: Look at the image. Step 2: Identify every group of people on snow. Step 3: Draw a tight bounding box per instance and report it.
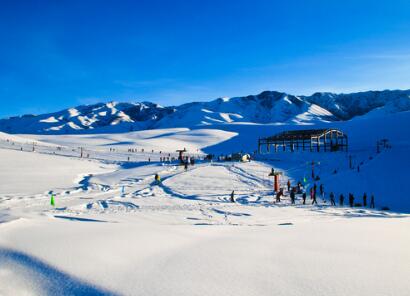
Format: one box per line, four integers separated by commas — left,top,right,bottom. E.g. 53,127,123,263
283,178,376,209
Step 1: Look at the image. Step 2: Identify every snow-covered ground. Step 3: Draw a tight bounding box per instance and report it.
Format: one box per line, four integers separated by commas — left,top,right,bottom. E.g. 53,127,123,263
0,149,113,195
0,111,410,295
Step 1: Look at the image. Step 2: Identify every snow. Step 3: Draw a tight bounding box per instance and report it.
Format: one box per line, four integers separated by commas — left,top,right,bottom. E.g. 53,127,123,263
0,132,53,146
23,128,238,153
0,110,409,295
39,116,59,123
0,156,409,295
67,122,82,130
0,149,112,195
4,89,408,134
68,108,80,117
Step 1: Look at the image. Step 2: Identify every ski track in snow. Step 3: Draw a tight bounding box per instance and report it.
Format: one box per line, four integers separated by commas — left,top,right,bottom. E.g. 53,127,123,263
0,117,410,295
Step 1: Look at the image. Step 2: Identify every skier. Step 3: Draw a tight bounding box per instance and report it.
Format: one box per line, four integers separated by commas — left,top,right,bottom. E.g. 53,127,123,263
302,191,306,205
312,191,318,205
370,194,375,208
310,187,314,200
297,181,302,193
290,189,296,204
184,162,188,171
275,190,281,203
154,173,161,184
349,193,354,207
320,184,325,201
276,188,283,203
339,194,344,206
230,190,235,203
330,192,336,206
363,193,367,207
287,180,291,192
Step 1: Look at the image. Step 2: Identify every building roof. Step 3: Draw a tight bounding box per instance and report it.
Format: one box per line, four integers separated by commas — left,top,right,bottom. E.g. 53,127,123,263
264,128,346,141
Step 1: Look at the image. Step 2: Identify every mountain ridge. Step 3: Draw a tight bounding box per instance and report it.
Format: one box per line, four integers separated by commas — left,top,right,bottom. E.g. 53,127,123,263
1,89,409,134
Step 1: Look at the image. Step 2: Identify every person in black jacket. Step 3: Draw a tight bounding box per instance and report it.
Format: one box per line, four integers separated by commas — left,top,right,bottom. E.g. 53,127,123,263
363,193,367,207
290,188,296,204
312,189,318,205
276,190,282,203
329,192,336,206
370,194,375,208
349,193,354,207
339,194,344,206
302,192,307,205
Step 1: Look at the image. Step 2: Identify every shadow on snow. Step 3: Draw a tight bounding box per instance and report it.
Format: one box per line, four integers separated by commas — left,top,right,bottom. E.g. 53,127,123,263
0,247,118,296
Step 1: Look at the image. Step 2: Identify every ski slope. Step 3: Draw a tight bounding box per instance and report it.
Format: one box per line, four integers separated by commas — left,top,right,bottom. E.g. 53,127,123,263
0,111,409,295
0,149,113,196
0,157,409,296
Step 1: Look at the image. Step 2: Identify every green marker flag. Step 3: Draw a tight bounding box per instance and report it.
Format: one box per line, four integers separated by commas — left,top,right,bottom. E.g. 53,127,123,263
50,194,55,206
303,177,307,183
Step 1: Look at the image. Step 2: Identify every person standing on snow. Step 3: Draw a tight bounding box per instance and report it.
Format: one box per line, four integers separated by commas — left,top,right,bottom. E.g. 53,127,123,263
330,192,336,206
276,190,281,203
312,189,318,205
370,194,375,208
349,193,355,207
363,193,367,207
320,184,326,201
302,191,307,205
290,188,296,204
287,180,291,192
276,188,283,202
297,181,302,193
339,194,344,206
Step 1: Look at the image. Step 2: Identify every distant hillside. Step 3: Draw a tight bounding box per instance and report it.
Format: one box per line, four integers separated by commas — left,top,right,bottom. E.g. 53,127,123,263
1,89,409,134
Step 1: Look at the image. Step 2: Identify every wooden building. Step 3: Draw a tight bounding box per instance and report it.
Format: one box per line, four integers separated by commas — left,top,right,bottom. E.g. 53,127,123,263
258,129,348,153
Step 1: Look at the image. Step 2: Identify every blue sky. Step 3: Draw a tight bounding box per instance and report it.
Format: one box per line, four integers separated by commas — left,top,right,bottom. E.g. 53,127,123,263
1,0,410,117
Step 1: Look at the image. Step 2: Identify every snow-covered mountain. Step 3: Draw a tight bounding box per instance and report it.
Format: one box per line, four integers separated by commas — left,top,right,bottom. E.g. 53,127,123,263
1,89,409,134
0,101,173,134
304,89,410,120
